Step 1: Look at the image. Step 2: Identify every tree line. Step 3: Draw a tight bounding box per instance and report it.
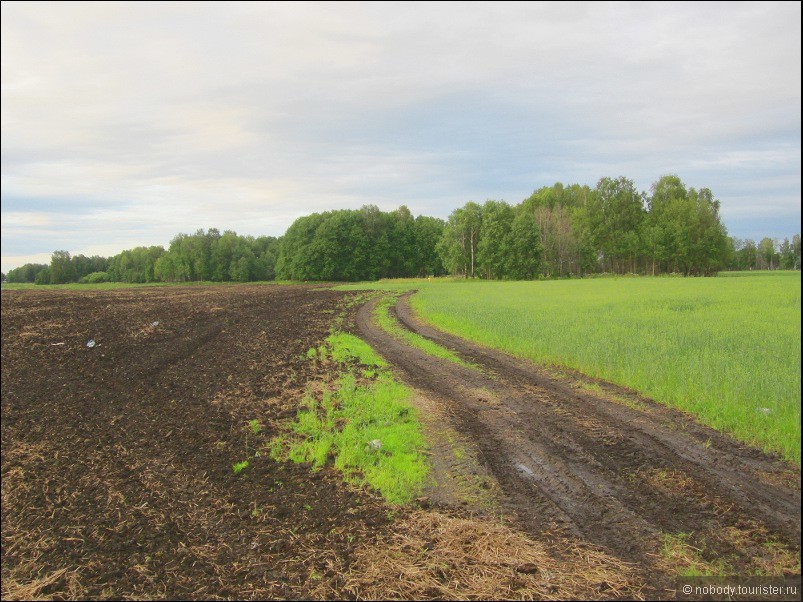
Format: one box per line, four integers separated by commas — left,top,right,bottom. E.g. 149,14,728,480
275,205,445,281
438,174,790,278
4,230,280,285
729,236,801,271
3,174,800,284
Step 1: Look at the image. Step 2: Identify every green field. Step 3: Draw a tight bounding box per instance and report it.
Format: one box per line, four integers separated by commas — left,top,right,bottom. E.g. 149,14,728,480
343,272,801,464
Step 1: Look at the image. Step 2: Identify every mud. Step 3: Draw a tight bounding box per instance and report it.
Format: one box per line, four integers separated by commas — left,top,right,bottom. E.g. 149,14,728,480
355,292,801,595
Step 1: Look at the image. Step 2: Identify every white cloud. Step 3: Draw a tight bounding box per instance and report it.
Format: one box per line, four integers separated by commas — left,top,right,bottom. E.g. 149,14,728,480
1,252,53,270
1,1,800,272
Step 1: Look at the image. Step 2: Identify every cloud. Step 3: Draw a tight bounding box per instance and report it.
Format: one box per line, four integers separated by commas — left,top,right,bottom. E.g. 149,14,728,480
1,1,800,272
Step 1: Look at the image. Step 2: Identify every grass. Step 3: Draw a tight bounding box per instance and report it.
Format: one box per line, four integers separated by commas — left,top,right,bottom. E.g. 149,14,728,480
661,532,730,577
232,460,250,474
327,331,387,367
340,272,801,464
272,331,429,504
372,294,470,367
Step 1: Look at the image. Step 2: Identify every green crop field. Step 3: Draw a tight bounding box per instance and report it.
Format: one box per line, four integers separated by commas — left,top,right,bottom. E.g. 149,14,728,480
343,272,801,464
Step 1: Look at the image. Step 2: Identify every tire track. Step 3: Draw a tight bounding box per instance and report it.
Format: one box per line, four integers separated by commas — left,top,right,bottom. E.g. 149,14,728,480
355,294,801,588
393,293,801,541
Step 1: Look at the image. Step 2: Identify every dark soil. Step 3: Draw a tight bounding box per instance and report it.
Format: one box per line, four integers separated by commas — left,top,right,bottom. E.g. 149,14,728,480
1,285,389,600
3,284,799,600
355,293,801,597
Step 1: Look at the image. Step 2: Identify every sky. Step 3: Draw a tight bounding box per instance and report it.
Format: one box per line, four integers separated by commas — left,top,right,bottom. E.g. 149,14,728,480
1,1,800,273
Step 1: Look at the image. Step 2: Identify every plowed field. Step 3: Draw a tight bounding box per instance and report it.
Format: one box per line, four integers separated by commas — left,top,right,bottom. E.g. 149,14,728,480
1,285,390,599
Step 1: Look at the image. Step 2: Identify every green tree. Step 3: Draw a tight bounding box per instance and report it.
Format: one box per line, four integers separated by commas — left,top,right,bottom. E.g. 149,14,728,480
210,231,238,281
592,176,645,273
413,215,445,276
107,246,164,282
645,176,728,275
5,263,49,283
359,205,391,279
504,208,543,279
646,175,688,273
387,206,417,277
229,251,255,282
779,238,793,269
437,208,470,277
276,213,327,280
521,183,596,277
252,236,280,280
72,254,108,280
437,203,483,278
735,239,759,270
49,250,77,284
758,237,778,270
477,200,514,279
34,268,52,285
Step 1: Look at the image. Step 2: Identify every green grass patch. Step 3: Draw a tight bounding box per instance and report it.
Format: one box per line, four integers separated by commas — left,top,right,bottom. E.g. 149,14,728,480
232,460,250,474
372,294,470,367
661,532,731,577
273,331,428,504
326,331,387,367
340,273,801,464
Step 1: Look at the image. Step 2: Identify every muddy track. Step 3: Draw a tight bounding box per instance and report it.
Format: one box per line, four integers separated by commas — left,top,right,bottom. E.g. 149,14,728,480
355,293,801,591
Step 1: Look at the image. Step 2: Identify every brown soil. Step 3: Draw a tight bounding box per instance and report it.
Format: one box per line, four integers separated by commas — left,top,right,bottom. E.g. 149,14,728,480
1,285,391,600
355,292,801,597
3,285,799,600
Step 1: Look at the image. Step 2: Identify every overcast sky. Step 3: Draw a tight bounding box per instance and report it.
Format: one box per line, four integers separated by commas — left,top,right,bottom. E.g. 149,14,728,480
1,1,800,272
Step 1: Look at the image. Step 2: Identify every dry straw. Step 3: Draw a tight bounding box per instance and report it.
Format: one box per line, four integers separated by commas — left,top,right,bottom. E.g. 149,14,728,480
345,509,643,601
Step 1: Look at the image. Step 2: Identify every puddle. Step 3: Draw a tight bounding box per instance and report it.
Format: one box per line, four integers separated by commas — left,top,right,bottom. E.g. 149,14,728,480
515,462,536,480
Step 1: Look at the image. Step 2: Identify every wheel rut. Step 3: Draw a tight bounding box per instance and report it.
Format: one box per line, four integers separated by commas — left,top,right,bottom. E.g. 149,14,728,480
355,293,801,591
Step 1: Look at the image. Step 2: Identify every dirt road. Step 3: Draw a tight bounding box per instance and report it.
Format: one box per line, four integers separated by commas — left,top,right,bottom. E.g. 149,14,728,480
356,292,801,592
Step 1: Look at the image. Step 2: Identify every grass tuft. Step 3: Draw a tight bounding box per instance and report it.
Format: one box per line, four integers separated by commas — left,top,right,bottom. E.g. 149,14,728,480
373,294,470,367
273,331,428,504
232,460,249,474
